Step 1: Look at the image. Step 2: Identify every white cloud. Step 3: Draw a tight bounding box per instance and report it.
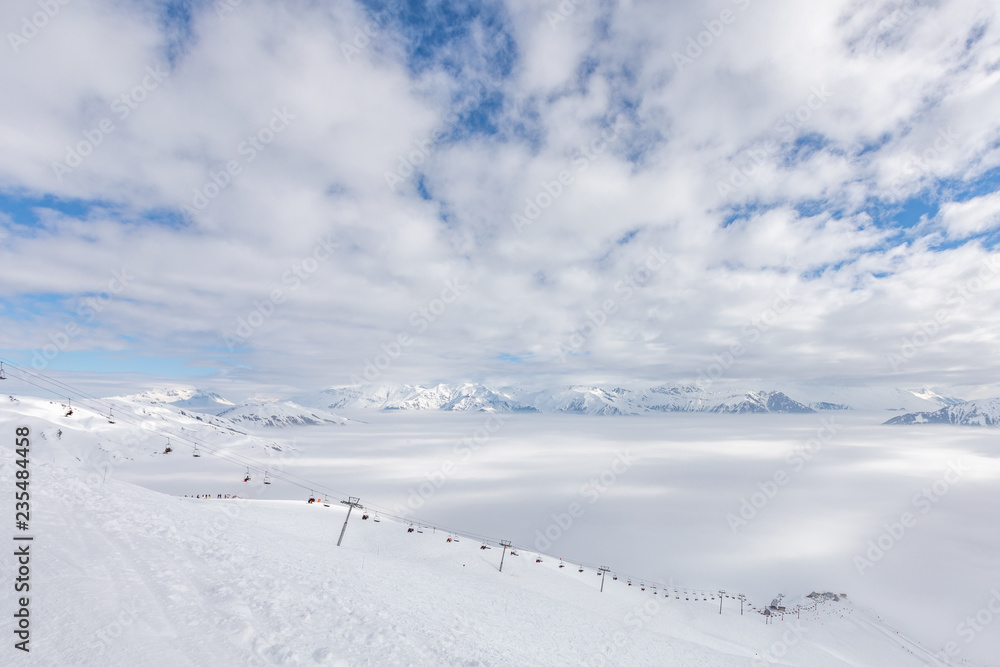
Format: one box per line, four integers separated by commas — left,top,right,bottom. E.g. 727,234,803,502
0,0,999,394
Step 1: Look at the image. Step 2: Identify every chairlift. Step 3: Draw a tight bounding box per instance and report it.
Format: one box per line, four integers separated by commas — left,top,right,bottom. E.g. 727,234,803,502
535,557,543,563
163,438,172,454
107,408,115,424
578,566,584,573
446,535,453,542
65,399,73,417
480,542,491,550
510,550,518,556
193,443,201,458
372,512,380,522
407,525,415,533
362,512,369,520
0,362,7,380
243,468,251,482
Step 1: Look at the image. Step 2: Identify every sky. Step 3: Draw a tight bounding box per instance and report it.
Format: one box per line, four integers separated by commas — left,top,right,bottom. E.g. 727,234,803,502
2,0,1000,398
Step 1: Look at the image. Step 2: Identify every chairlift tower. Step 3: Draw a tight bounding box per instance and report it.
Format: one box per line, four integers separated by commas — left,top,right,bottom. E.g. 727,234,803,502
599,566,611,592
498,540,512,572
337,497,362,547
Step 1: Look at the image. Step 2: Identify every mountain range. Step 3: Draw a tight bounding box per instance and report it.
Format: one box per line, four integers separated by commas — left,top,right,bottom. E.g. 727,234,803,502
884,397,1000,427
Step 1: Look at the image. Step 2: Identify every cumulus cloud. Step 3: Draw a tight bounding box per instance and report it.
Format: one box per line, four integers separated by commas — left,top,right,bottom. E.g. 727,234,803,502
1,0,999,395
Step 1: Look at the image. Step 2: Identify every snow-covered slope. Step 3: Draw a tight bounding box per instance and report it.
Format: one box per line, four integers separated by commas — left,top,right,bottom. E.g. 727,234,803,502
216,399,349,427
884,397,1000,426
0,441,957,666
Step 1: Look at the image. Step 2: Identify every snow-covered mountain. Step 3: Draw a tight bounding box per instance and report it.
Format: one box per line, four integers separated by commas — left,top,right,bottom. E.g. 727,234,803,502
782,385,962,413
299,383,820,415
117,386,235,413
216,399,349,427
884,397,1000,427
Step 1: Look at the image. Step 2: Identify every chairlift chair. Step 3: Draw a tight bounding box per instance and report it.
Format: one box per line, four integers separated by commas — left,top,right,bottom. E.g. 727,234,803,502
263,471,270,483
65,399,73,417
243,468,251,482
107,408,115,424
193,444,201,458
372,513,381,522
0,362,6,380
163,438,172,454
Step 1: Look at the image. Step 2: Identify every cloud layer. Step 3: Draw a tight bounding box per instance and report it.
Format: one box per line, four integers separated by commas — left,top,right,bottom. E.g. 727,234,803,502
2,0,1000,396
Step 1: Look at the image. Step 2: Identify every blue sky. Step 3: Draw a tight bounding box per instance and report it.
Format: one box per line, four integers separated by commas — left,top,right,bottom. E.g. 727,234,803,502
2,0,1000,397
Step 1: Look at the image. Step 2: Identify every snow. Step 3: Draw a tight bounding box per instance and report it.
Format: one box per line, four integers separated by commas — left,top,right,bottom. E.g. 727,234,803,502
2,394,998,665
297,384,824,415
884,397,1000,427
217,399,349,428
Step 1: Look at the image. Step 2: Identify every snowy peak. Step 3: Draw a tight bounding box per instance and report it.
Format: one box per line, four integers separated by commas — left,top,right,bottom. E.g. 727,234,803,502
118,387,235,413
884,397,1000,427
303,384,817,415
297,383,535,413
216,399,348,427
